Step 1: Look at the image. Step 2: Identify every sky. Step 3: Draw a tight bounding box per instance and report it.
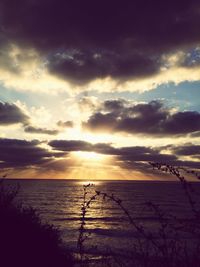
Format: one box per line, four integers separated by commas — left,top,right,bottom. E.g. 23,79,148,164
0,0,200,180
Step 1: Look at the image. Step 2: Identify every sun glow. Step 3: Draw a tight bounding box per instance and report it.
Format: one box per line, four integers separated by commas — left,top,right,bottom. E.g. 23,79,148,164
72,151,106,161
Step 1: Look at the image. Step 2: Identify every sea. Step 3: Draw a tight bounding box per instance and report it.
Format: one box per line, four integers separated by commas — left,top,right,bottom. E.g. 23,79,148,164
3,179,200,260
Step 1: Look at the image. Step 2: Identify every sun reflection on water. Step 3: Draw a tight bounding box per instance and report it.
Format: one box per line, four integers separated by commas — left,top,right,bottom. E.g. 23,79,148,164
77,180,101,186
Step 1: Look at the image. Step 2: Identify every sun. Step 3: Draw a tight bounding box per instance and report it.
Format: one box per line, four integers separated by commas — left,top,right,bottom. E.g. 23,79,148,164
72,151,106,162
68,151,115,180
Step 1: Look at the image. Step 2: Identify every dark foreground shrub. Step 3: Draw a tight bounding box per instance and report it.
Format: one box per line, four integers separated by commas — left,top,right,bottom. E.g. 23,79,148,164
77,171,200,267
0,180,74,267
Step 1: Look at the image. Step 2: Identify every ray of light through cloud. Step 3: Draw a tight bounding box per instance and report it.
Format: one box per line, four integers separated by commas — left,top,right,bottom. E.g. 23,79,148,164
0,0,199,179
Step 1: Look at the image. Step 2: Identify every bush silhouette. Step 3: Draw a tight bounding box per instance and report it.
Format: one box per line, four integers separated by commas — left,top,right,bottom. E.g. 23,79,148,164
77,168,200,267
0,181,74,267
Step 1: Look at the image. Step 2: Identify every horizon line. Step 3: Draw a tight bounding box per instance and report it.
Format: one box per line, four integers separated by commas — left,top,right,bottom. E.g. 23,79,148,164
2,178,197,183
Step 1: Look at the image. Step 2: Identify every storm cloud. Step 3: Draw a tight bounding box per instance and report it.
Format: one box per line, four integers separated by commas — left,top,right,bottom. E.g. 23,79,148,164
0,0,200,84
83,100,200,136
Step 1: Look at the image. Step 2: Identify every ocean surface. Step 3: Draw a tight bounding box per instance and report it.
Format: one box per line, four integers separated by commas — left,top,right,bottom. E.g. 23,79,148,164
4,179,200,257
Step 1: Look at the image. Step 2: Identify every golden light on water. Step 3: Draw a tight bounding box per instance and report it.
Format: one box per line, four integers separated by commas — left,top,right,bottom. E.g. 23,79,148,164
78,180,101,186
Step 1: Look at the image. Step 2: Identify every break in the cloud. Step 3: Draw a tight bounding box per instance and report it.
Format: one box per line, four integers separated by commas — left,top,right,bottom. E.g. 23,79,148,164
0,102,29,125
0,137,199,179
83,100,200,136
0,138,175,172
49,140,176,162
57,120,74,128
50,140,200,176
48,139,200,174
0,44,69,94
0,1,199,93
49,140,164,162
0,101,60,136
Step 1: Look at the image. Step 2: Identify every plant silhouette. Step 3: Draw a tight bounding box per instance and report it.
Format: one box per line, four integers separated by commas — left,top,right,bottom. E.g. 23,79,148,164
0,179,74,267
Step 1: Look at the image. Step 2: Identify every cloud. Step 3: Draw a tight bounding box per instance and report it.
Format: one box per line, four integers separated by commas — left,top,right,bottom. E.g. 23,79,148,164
48,139,176,163
169,144,200,159
0,0,199,90
24,125,59,135
0,137,199,177
0,44,69,94
49,139,118,155
49,140,93,152
190,131,200,137
0,102,29,125
111,146,176,162
83,100,200,136
48,139,200,174
78,96,98,111
0,101,60,135
48,50,161,84
0,138,57,168
172,160,200,169
57,120,73,128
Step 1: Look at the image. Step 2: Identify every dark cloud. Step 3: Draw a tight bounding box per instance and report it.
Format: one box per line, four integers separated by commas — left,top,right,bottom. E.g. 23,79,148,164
0,102,29,125
83,100,200,136
103,99,126,112
49,140,93,152
171,144,200,156
24,125,59,135
0,0,199,84
112,146,176,162
49,139,118,155
0,138,60,168
172,160,200,169
83,112,117,132
57,120,73,128
109,145,200,174
190,131,200,137
48,50,160,84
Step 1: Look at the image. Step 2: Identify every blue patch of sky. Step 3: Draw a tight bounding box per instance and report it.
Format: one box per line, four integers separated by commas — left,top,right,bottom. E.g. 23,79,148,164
90,81,200,112
1,80,200,113
0,84,36,106
0,84,70,109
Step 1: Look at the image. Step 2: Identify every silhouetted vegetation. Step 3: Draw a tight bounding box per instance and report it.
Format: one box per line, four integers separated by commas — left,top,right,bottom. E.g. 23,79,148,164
77,165,200,267
0,179,74,267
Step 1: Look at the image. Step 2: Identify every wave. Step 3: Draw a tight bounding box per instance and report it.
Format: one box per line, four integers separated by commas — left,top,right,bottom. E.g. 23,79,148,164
53,215,181,222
